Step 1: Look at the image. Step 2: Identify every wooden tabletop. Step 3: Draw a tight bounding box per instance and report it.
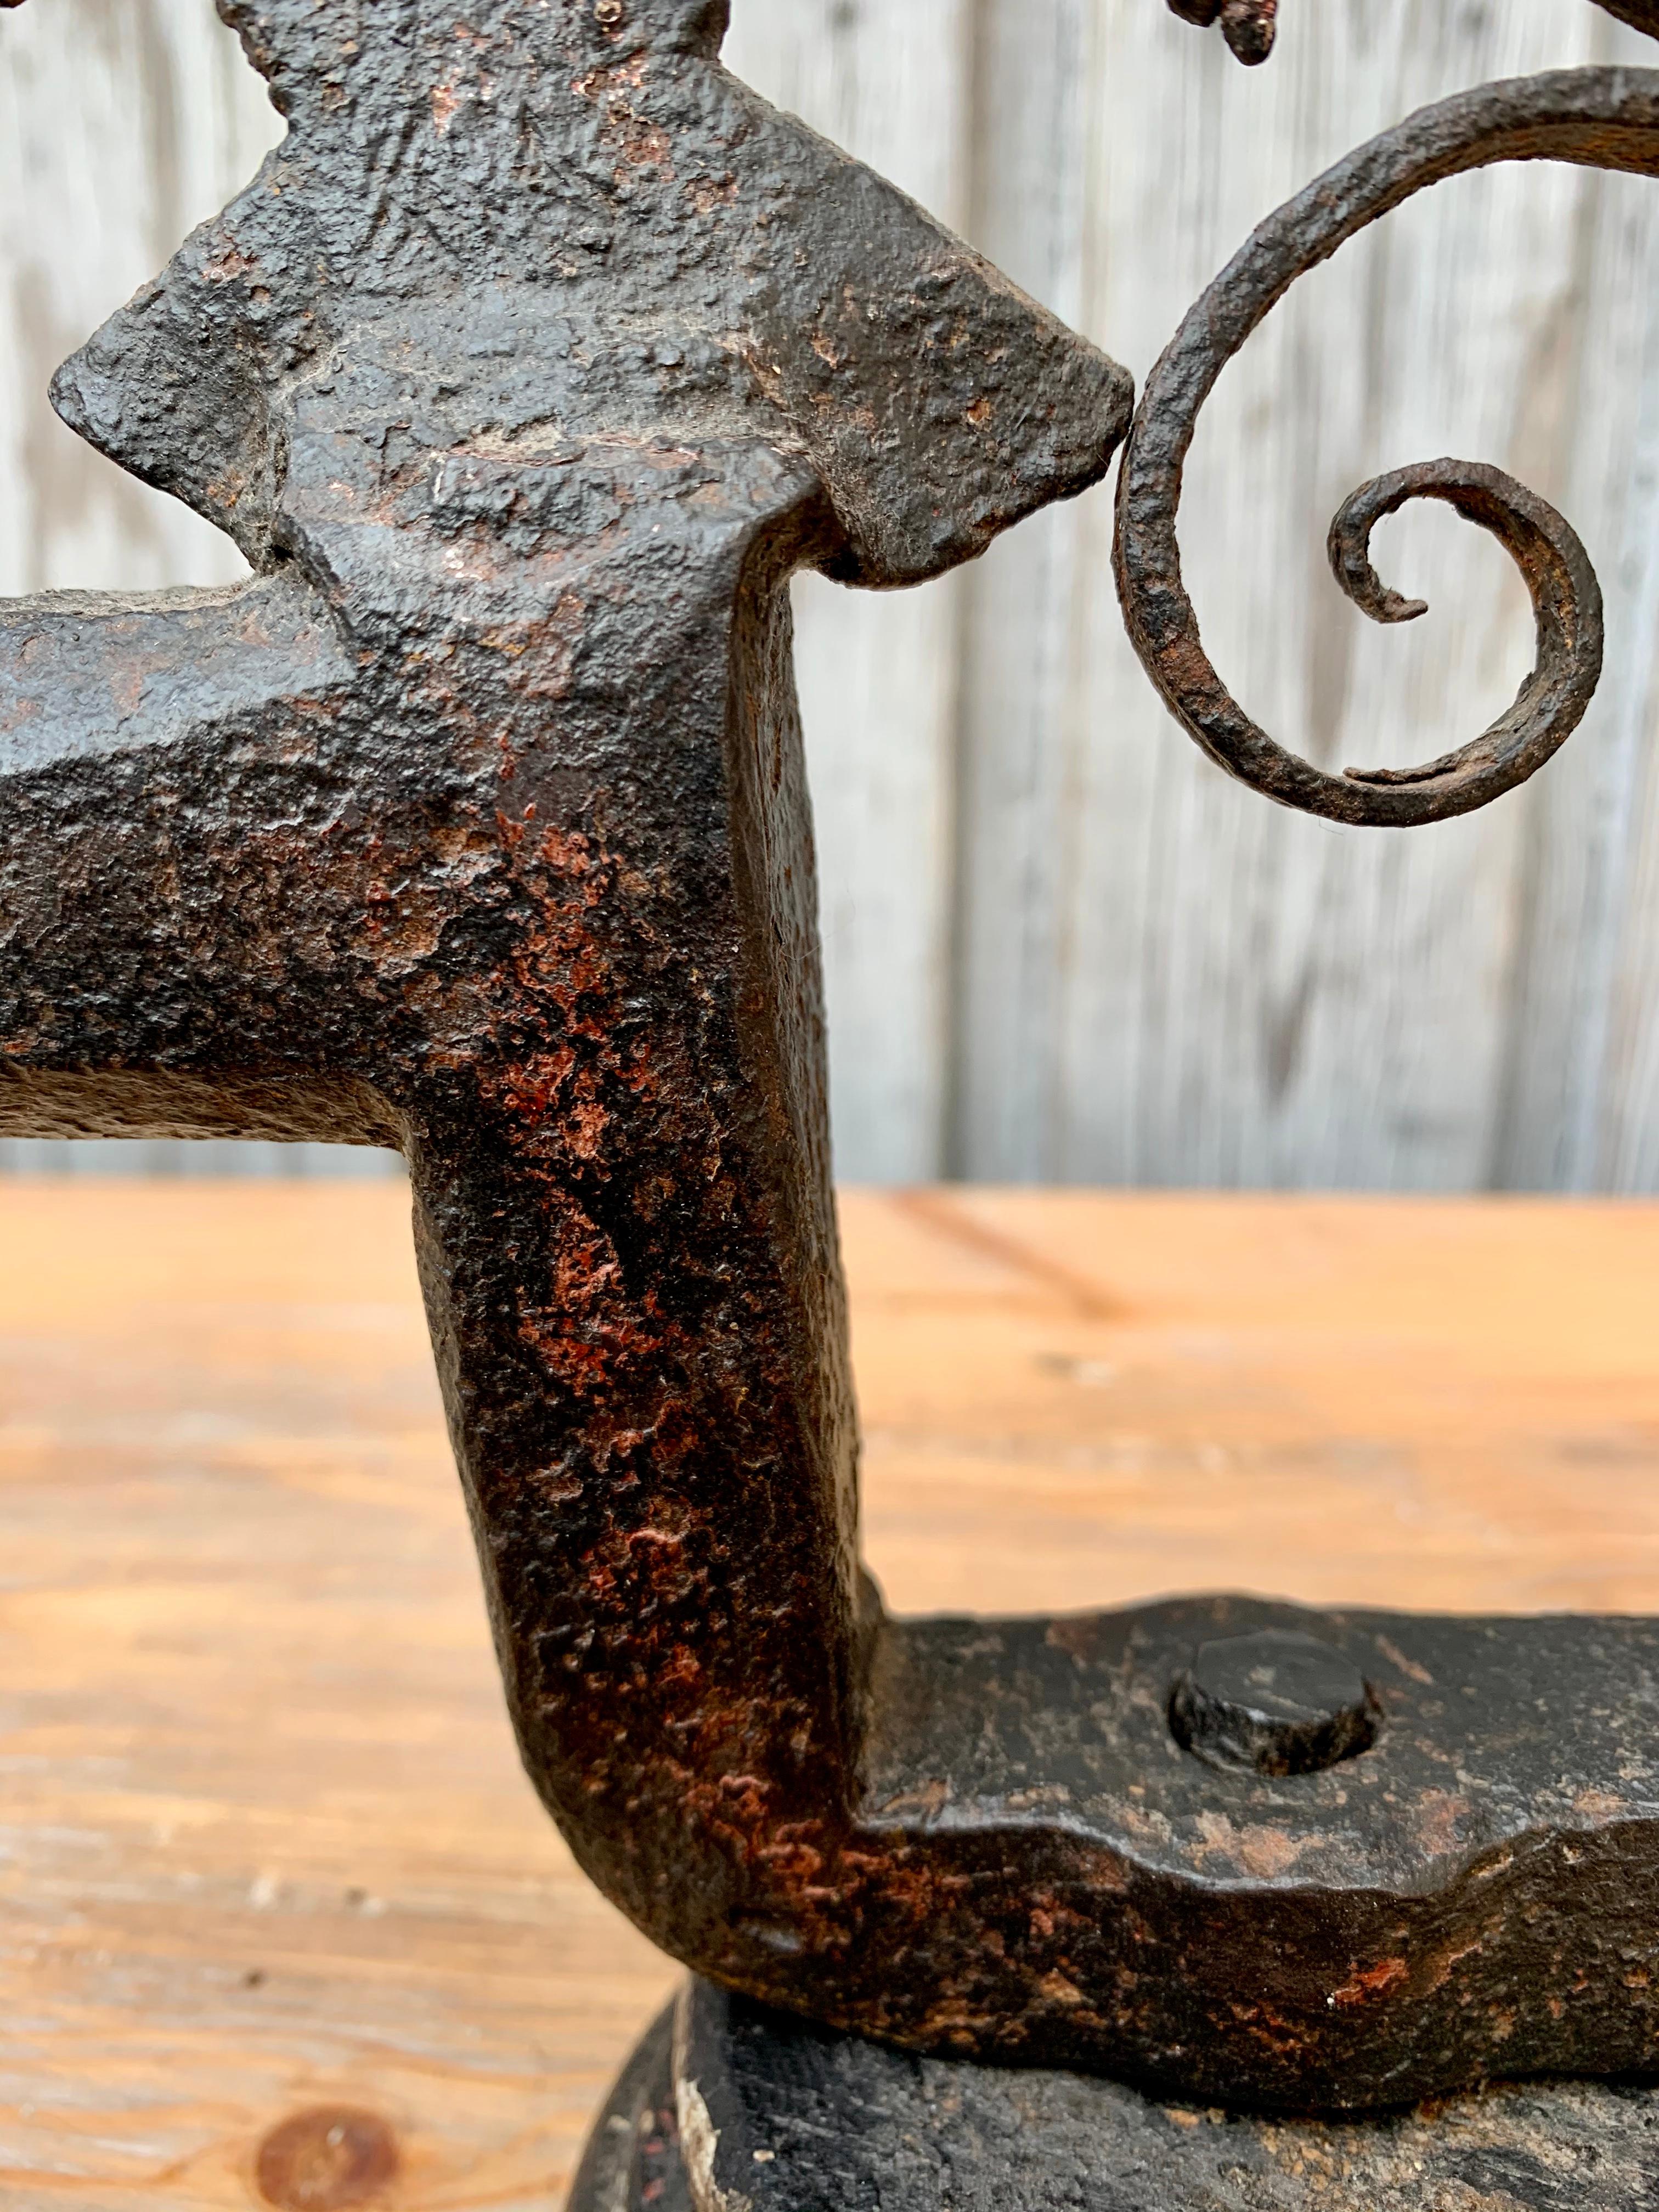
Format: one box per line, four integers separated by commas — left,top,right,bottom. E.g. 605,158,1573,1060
4,1182,1659,2209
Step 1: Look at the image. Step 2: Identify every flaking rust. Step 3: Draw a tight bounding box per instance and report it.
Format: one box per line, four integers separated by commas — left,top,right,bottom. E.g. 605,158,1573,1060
7,0,1659,2128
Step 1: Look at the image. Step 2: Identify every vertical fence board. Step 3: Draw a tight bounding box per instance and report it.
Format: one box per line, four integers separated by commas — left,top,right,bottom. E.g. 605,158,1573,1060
0,0,275,598
1492,71,1659,1193
945,0,1101,1181
724,1,975,1183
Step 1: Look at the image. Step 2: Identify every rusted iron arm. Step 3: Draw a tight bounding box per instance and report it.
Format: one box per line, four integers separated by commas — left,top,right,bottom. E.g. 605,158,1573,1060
13,0,1659,2125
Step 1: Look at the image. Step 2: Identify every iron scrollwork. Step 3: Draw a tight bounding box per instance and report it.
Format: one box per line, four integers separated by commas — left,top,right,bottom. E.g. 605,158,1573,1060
1138,0,1659,824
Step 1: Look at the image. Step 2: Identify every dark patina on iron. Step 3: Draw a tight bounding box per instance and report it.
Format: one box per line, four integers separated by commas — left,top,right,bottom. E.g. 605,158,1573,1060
1167,1627,1380,1778
1166,0,1280,66
5,0,1659,2147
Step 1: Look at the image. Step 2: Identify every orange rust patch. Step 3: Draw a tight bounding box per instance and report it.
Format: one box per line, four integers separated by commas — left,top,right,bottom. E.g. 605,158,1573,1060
203,239,258,284
1231,1825,1306,1881
687,172,738,215
571,54,673,180
562,1086,610,1161
613,121,672,179
573,54,647,99
1039,1971,1085,2007
204,467,253,513
1329,1957,1409,2010
1574,1787,1629,1820
1227,2001,1309,2059
1423,1934,1484,1995
1375,1634,1434,1686
1412,1789,1472,1860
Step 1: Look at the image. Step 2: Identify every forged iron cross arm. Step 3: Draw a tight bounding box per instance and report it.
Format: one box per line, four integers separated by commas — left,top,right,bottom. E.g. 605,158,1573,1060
0,0,1151,2079
12,0,1659,2125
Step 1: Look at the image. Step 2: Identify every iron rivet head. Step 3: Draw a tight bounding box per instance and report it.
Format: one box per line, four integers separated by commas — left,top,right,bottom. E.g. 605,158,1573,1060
1169,1629,1380,1778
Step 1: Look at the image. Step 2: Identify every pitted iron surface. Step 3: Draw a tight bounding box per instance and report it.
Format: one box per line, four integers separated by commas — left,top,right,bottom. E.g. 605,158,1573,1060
5,0,1659,2121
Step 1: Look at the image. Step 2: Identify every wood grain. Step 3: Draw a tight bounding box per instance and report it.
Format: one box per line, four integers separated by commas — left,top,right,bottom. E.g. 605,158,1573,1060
3,1181,1658,2206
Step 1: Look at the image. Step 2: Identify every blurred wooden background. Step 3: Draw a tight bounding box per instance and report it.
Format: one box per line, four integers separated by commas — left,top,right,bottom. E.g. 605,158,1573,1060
4,0,1659,1189
7,1181,1659,2204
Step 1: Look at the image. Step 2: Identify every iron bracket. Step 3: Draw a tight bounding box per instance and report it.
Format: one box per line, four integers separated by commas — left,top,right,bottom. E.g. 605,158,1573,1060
2,0,1657,2121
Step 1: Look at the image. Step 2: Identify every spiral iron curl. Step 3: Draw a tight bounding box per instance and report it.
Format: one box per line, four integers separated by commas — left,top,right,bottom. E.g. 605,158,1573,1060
1113,66,1659,826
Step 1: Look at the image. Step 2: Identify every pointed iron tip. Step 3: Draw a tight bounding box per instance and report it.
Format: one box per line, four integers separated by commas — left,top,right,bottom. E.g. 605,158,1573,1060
1221,0,1278,64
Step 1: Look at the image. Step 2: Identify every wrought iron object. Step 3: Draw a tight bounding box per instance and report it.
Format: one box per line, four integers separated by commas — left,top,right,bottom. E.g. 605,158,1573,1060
1166,0,1281,67
8,0,1659,2202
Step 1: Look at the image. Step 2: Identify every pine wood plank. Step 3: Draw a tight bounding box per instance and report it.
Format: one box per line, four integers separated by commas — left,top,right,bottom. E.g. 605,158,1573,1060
2,1182,1657,2205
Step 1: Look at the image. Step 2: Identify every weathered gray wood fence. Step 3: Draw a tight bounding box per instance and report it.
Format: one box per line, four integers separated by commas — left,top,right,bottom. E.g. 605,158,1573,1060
3,0,1658,1187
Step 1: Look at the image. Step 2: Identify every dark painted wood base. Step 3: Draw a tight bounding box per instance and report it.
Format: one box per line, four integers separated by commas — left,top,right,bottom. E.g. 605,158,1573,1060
571,1982,1659,2211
